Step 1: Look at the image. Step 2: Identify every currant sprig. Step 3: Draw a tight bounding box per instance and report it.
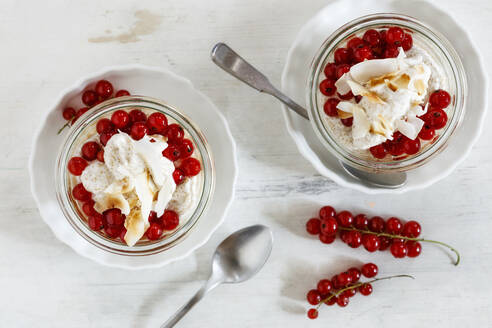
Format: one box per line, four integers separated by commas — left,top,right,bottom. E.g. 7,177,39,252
306,262,414,320
305,205,461,266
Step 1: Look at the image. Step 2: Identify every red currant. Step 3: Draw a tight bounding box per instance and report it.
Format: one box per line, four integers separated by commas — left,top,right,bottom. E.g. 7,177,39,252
359,283,373,296
346,230,362,248
363,29,381,47
386,217,403,234
429,90,451,108
161,210,179,230
378,236,392,251
147,113,168,134
129,109,147,123
319,79,337,96
130,122,148,140
353,46,373,62
402,33,413,51
95,80,113,99
317,279,333,295
337,295,349,307
87,213,103,231
319,233,336,244
72,183,92,202
384,46,400,58
179,139,194,159
386,27,404,45
368,216,385,233
348,37,366,50
370,144,387,159
88,213,103,231
390,241,408,258
167,124,185,143
341,117,353,127
334,48,352,64
81,141,101,161
404,138,421,155
82,201,96,216
96,118,114,134
307,308,318,319
407,241,422,257
323,98,340,117
307,289,321,305
82,90,98,106
320,217,338,235
103,208,125,227
336,272,353,287
342,288,356,298
96,150,105,163
172,168,186,185
180,158,201,176
104,225,122,238
111,110,130,129
324,63,337,80
353,214,369,230
361,263,378,278
402,220,421,238
68,157,88,176
306,218,321,235
115,89,130,97
336,210,353,227
320,206,336,220
427,108,448,129
336,64,351,79
100,131,116,146
62,107,76,120
146,223,163,240
418,124,435,140
347,267,361,283
362,234,380,252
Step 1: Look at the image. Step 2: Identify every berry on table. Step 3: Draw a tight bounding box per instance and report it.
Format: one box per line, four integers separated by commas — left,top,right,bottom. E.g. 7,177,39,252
390,241,408,258
95,80,114,99
306,218,321,235
361,263,378,278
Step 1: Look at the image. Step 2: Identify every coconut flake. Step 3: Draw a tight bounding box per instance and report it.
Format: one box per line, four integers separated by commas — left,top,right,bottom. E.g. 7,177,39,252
352,106,371,139
335,73,352,95
350,58,399,83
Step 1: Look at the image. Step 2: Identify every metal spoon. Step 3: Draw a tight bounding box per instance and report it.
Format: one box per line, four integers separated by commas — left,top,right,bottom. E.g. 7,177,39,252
211,42,406,188
160,225,273,328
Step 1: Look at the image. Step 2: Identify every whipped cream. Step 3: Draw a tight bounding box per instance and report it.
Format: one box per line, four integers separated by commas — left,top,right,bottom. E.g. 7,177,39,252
81,133,177,246
322,45,446,154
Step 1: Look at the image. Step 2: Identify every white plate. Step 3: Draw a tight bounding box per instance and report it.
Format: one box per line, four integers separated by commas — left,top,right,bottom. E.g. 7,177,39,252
29,65,237,269
281,0,488,194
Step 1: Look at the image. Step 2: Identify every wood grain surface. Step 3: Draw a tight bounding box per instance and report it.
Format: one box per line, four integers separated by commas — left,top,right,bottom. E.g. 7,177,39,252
1,0,491,327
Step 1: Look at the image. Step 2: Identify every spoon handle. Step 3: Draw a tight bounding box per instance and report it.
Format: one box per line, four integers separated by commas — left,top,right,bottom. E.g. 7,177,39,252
211,42,309,120
160,277,221,328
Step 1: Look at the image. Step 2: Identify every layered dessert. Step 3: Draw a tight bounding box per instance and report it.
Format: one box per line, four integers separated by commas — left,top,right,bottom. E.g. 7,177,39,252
66,108,203,246
318,27,452,160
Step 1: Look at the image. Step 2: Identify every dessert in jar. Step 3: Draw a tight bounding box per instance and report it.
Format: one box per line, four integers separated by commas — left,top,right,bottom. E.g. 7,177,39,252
66,107,204,246
318,26,452,161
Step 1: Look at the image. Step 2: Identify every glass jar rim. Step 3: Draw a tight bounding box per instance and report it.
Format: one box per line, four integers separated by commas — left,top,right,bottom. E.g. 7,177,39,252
307,13,467,172
55,95,215,256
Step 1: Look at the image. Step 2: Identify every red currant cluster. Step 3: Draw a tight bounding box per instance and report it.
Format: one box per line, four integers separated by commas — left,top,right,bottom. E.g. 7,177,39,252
60,79,130,133
321,27,414,126
71,181,181,242
306,205,459,264
369,89,451,159
306,263,413,319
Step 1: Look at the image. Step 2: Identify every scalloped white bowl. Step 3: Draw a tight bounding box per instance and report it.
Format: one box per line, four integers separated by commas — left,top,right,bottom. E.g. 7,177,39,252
281,0,488,194
29,64,237,269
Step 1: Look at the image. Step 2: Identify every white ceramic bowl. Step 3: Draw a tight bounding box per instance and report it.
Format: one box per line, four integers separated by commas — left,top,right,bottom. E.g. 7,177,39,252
281,0,488,194
29,64,238,269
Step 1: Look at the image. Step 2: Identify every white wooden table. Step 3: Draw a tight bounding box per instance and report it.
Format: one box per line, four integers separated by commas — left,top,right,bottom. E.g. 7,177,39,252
2,0,491,327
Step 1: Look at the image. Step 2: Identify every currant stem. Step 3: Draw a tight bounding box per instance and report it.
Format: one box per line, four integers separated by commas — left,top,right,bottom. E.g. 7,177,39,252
339,226,461,266
57,120,72,134
317,274,414,309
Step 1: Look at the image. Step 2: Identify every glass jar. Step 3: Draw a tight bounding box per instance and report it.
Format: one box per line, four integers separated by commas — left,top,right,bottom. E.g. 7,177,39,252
307,13,467,172
55,96,215,256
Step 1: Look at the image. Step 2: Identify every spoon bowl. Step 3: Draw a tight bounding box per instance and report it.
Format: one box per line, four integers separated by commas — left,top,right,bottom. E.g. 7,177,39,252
212,225,273,283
